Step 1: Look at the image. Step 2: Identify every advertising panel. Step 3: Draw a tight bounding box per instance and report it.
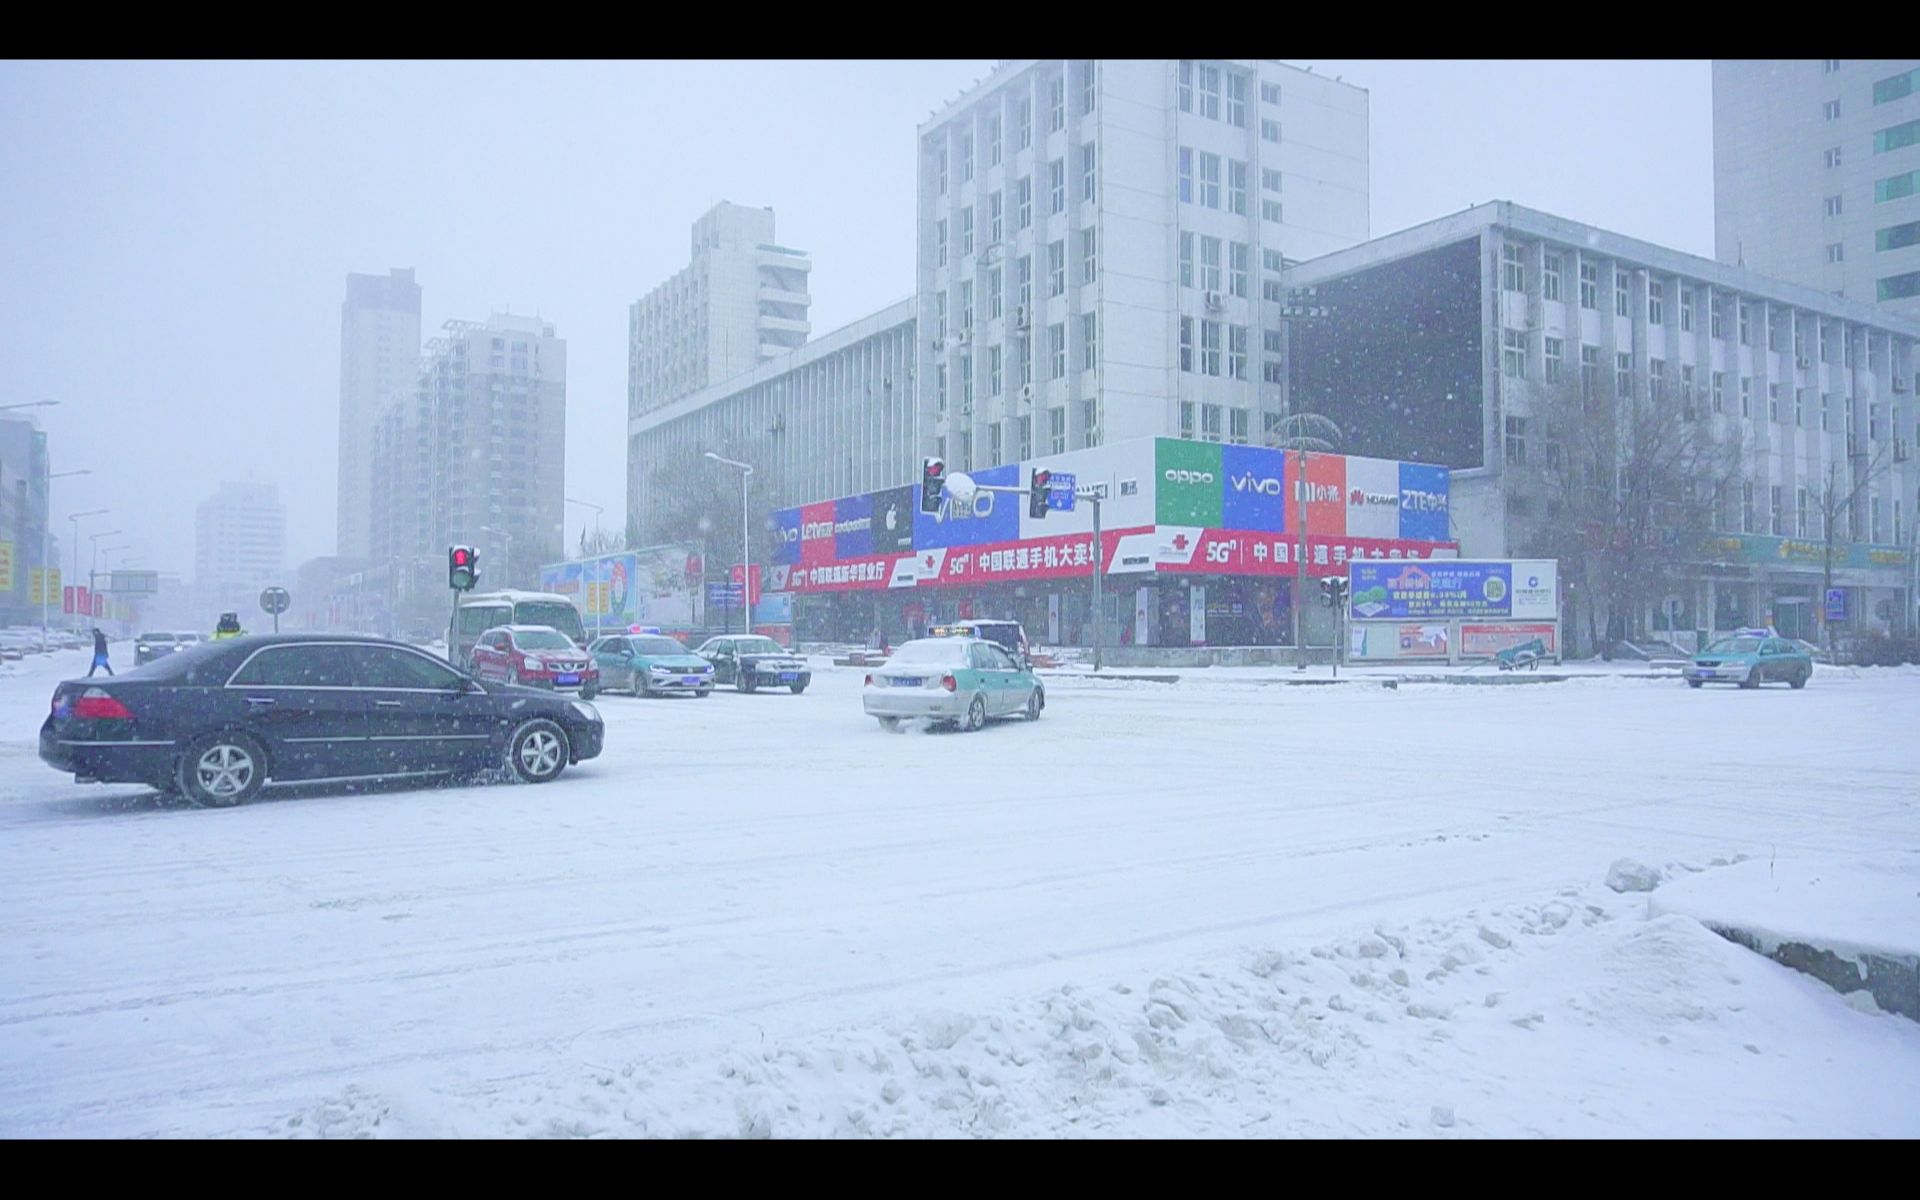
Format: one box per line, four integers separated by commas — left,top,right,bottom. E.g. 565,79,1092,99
541,545,703,628
1348,621,1452,660
928,526,1149,586
870,485,915,555
1397,462,1452,542
1342,456,1401,540
1301,452,1348,537
915,463,1020,549
832,493,874,559
0,541,12,591
1348,559,1556,621
1219,443,1288,532
1460,622,1559,658
754,591,794,625
1155,439,1223,527
1018,439,1156,540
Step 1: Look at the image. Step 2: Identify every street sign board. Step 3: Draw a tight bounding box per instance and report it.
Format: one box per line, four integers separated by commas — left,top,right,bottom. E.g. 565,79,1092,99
1824,588,1847,621
1047,471,1077,511
108,569,159,595
260,586,291,616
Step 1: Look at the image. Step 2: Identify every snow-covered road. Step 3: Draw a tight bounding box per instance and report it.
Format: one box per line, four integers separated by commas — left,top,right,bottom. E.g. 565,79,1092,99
2,649,1916,1137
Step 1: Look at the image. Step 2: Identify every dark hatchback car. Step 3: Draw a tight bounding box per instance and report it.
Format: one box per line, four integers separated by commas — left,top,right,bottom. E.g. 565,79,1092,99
40,634,604,807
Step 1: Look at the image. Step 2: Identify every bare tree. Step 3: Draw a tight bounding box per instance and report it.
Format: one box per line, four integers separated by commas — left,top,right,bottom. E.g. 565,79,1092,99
644,435,790,570
1812,440,1897,651
1506,374,1746,655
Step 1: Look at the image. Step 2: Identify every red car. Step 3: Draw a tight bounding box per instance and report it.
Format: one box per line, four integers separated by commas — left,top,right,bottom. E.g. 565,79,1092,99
469,625,600,698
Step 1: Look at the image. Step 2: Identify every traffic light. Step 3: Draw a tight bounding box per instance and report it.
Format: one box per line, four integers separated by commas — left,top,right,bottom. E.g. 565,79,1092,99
449,545,479,591
920,457,946,514
1320,576,1348,608
1029,469,1052,519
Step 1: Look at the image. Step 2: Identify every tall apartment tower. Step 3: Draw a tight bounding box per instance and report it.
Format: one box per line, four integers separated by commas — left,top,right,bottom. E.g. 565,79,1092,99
194,481,286,618
915,59,1369,469
376,313,567,590
1714,60,1920,320
338,268,422,557
627,202,812,420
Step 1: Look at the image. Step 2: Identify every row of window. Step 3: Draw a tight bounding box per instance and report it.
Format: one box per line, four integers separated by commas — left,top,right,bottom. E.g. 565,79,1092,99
934,400,1099,463
930,315,1101,408
1177,147,1284,221
931,64,1097,195
1176,61,1264,127
931,150,1096,265
1175,317,1263,380
930,234,1099,342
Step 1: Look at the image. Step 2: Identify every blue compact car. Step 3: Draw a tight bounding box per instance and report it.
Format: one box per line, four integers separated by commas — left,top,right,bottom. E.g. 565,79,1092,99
1684,631,1813,690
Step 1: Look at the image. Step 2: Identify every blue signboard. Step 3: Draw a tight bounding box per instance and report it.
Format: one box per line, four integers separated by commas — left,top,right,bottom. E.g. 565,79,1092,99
1047,472,1077,511
707,582,743,608
1397,462,1451,543
770,506,802,565
913,463,1021,549
1824,588,1847,621
1349,559,1514,620
833,493,874,559
1220,444,1289,532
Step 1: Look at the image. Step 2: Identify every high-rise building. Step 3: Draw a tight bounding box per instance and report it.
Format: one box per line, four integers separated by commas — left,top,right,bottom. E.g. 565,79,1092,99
193,481,286,619
1714,60,1920,319
373,313,567,598
627,202,811,421
339,268,422,558
917,59,1370,466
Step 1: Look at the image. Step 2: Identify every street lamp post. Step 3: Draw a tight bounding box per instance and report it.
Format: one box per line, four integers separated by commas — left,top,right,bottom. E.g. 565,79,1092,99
87,530,122,625
67,509,108,632
1269,412,1342,672
704,453,754,635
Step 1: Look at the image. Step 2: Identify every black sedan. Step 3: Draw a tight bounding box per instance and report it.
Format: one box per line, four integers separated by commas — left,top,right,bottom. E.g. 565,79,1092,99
693,634,811,694
40,634,604,807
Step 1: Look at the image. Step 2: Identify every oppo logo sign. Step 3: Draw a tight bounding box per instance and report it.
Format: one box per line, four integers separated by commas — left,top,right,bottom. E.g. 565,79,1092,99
1164,469,1215,486
1231,473,1284,496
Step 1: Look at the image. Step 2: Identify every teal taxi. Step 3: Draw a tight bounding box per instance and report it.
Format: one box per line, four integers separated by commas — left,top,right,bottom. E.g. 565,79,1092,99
1684,630,1813,690
862,636,1044,731
587,632,715,697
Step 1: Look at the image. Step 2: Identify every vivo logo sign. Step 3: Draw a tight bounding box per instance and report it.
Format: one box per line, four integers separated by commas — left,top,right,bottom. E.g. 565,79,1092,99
1164,469,1215,486
1231,474,1284,496
1294,481,1341,503
1401,489,1448,512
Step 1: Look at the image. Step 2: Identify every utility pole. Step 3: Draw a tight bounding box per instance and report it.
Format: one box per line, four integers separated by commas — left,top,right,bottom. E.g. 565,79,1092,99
41,467,89,650
1270,411,1342,672
704,453,754,634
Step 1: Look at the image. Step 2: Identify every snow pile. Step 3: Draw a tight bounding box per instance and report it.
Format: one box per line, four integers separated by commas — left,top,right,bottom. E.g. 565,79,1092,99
1605,859,1663,893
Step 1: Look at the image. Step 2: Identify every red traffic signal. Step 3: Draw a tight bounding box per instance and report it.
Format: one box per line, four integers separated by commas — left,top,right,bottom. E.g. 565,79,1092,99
920,456,946,514
1029,469,1052,519
449,545,479,591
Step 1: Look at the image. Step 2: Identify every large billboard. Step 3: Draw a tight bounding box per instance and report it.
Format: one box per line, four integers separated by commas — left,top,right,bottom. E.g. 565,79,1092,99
540,543,704,628
1348,559,1558,621
1151,440,1449,542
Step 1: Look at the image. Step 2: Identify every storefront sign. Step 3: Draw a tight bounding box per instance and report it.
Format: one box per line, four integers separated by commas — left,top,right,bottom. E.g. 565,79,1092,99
1145,527,1459,576
1824,588,1848,621
1695,532,1908,572
1348,559,1557,621
1460,622,1558,658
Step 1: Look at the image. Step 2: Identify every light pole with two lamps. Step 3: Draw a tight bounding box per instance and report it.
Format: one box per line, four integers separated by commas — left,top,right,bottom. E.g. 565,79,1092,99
703,452,754,635
67,509,108,632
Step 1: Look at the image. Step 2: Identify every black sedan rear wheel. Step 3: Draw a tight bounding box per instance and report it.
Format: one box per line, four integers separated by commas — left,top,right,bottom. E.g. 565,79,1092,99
179,731,268,808
507,718,570,784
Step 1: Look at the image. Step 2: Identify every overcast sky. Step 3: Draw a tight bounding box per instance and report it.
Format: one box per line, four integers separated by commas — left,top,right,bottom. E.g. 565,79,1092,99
0,59,1712,579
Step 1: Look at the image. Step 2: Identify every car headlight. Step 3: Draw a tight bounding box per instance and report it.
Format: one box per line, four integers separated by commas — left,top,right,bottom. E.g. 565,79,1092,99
650,665,672,674
523,656,542,670
569,700,600,722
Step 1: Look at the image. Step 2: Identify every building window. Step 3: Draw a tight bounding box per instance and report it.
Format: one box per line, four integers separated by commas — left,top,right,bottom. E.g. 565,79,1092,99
1615,271,1631,317
1648,281,1664,325
988,423,1001,466
1502,329,1526,379
1178,60,1193,112
1583,345,1602,400
1049,158,1065,214
1018,337,1031,386
1228,159,1249,215
1824,99,1842,120
1827,242,1845,263
1263,328,1283,354
1048,322,1066,379
1711,299,1725,339
1504,416,1527,467
936,144,947,194
1179,318,1194,373
1229,241,1250,297
1681,364,1696,417
1179,232,1194,288
1081,227,1097,284
936,363,947,412
1200,236,1222,292
1579,261,1598,309
1018,96,1031,149
1650,358,1665,402
1016,255,1031,312
1226,71,1248,127
1768,381,1781,422
1680,288,1693,332
1824,146,1842,169
1798,487,1810,537
1501,244,1525,292
1617,352,1634,399
988,345,1002,395
1826,194,1844,217
960,132,974,182
1872,497,1884,543
1200,319,1222,376
987,266,1002,319
1822,392,1832,431
1083,398,1101,446
1198,63,1220,120
1017,176,1032,228
961,206,974,256
1016,415,1031,460
1264,357,1284,384
959,279,973,330
1770,485,1783,535
1878,221,1920,251
956,431,971,472
1260,117,1281,143
1545,336,1564,384
1260,81,1281,105
1262,199,1283,223
1877,169,1920,203
1049,406,1067,454
1080,59,1096,114
1712,371,1725,414
1896,500,1904,547
1543,253,1562,301
1201,403,1222,441
935,290,947,339
1738,303,1751,345
1199,152,1221,208
1049,75,1065,132
960,352,973,405
1081,143,1096,201
1048,239,1065,296
1228,323,1249,380
935,219,947,267
1874,119,1920,155
1740,376,1752,418
988,114,1001,166
1876,66,1920,104
988,191,1003,243
1879,271,1920,302
1793,387,1804,427
1261,167,1282,193
1179,400,1195,437
1262,278,1283,302
1824,60,1841,74
1742,481,1755,533
1177,147,1193,203
1082,312,1097,370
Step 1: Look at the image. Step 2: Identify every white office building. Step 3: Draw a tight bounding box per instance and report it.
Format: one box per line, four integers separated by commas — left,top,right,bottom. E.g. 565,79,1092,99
1714,60,1920,320
627,202,812,421
194,481,286,619
338,268,421,558
916,59,1369,468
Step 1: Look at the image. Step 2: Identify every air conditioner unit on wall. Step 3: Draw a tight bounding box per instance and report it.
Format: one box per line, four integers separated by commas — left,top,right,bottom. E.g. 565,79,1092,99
958,329,971,345
1204,291,1225,311
1013,305,1029,327
1894,377,1911,393
1019,384,1034,404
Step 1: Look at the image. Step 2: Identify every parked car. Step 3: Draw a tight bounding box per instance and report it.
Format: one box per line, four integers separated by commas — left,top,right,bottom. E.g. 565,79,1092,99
863,636,1044,731
694,634,811,694
1684,632,1813,689
588,633,714,697
930,619,1031,667
38,634,604,806
468,625,600,698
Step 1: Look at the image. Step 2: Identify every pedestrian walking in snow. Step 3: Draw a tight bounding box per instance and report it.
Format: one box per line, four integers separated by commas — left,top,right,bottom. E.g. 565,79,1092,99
87,628,113,677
